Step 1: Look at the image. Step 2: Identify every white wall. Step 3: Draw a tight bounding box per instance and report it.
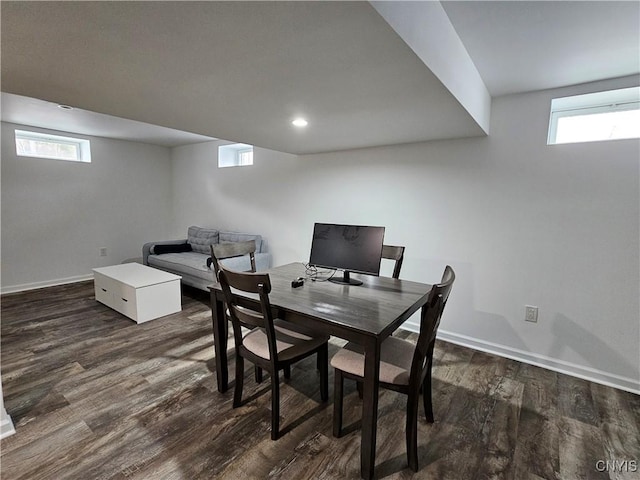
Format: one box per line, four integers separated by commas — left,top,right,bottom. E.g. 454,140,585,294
172,77,639,392
1,122,174,292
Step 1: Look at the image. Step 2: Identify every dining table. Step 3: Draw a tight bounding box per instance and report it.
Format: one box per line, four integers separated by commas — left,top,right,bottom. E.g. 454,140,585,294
209,262,433,479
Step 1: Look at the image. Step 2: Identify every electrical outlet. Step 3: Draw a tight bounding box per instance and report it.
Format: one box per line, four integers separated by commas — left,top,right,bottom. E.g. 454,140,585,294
99,247,108,257
525,305,538,323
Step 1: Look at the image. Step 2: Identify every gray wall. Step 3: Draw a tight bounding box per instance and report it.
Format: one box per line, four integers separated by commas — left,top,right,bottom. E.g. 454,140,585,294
171,77,640,392
1,122,174,291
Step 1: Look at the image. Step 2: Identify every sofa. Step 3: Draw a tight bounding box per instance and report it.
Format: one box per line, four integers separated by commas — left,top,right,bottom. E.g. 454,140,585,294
143,226,271,291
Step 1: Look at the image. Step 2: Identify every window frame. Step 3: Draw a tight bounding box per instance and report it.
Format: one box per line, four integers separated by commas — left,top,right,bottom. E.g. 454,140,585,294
547,86,640,145
15,129,92,163
236,147,253,166
218,143,254,168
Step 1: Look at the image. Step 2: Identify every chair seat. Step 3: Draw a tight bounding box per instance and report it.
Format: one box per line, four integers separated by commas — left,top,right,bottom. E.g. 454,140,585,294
244,319,330,362
330,336,415,386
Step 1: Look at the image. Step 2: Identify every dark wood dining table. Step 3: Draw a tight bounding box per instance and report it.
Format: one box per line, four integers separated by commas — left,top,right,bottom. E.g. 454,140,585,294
209,262,433,479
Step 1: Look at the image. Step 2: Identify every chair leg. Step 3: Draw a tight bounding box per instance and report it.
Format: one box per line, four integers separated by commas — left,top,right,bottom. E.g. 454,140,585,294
318,344,328,402
332,369,344,437
423,362,434,423
270,372,280,440
406,392,420,472
233,355,244,408
356,381,363,399
284,365,291,380
255,365,263,383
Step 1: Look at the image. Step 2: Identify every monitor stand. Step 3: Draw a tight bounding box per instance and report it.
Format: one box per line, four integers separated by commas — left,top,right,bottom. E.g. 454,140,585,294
329,270,363,286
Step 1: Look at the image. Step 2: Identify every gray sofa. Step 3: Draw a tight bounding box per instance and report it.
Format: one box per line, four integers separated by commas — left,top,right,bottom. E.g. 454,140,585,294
143,226,271,291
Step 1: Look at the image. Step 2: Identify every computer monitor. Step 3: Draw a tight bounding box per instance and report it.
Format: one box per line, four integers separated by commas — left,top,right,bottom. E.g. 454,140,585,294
309,223,385,285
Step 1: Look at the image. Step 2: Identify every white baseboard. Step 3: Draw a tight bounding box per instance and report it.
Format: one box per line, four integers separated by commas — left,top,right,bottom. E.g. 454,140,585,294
1,274,93,295
1,409,15,439
401,325,640,395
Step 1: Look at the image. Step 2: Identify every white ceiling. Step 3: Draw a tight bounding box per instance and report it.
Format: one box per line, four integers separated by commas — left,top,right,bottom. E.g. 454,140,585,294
0,93,216,148
441,1,640,96
1,1,638,154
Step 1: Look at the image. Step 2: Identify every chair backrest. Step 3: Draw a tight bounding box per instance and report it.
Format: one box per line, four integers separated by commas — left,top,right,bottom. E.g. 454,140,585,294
217,263,279,361
409,265,455,388
381,245,405,279
210,240,257,278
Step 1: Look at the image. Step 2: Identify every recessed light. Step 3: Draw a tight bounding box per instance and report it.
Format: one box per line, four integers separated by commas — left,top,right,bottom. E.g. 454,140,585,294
58,104,73,110
292,118,308,127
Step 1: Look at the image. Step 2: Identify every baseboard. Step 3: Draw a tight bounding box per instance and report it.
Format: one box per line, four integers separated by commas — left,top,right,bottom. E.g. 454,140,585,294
1,274,94,295
1,410,16,439
401,325,640,395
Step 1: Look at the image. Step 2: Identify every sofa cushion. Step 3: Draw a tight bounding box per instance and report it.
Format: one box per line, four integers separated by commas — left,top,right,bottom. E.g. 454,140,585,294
219,231,263,253
187,226,219,254
148,251,214,281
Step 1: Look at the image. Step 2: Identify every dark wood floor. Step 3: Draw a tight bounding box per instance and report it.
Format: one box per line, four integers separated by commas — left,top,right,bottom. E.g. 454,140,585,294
1,281,638,479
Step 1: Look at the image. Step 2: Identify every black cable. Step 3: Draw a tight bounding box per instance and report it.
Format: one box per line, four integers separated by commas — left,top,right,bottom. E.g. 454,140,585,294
304,263,336,282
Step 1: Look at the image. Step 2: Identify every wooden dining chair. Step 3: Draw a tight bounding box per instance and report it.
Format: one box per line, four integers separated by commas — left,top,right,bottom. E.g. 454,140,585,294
211,240,266,380
331,265,455,472
210,240,257,277
217,262,330,440
381,244,405,279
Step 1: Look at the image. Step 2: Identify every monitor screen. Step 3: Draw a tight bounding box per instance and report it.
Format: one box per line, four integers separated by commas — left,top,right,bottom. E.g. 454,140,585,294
309,223,385,285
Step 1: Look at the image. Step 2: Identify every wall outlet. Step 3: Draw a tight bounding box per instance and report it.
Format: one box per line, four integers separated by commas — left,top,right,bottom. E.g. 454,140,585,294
99,247,108,257
525,305,538,323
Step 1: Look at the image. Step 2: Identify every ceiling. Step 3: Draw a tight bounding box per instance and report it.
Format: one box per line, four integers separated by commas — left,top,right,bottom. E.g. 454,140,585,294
441,1,640,96
0,93,216,148
1,1,638,154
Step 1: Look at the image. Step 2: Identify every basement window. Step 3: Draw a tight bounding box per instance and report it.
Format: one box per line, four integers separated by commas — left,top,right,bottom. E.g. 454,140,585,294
548,86,640,145
15,129,92,162
218,143,253,168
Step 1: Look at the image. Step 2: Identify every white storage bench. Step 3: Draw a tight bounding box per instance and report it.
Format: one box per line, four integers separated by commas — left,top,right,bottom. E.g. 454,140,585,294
93,263,182,324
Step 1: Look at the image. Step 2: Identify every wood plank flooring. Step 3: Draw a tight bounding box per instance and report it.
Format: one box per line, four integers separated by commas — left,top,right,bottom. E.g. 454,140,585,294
1,281,638,479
